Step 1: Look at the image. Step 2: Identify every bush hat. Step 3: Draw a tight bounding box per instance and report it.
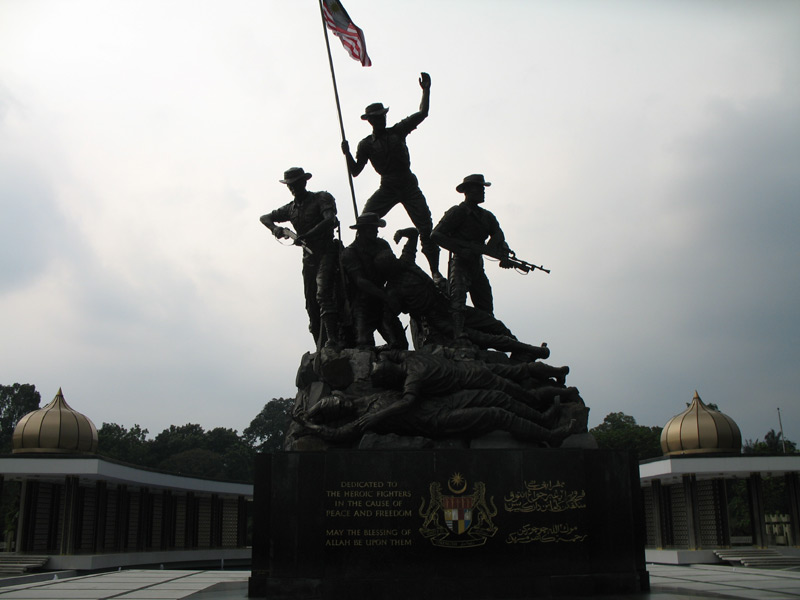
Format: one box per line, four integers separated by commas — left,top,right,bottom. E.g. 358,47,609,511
350,212,387,229
456,174,492,193
361,103,390,120
279,167,312,184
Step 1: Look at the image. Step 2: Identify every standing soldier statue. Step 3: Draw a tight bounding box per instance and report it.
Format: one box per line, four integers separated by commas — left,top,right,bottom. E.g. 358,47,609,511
432,174,513,340
260,167,341,348
341,72,445,287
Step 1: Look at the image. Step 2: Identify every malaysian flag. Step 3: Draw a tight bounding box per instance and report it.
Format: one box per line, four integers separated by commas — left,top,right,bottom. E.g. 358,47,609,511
321,0,372,67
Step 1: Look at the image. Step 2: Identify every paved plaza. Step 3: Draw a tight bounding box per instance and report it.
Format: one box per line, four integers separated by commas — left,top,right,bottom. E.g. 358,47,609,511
647,563,800,599
0,570,249,600
0,564,799,599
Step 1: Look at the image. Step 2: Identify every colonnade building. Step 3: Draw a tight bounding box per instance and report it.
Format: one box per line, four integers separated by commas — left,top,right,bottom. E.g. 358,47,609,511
640,392,800,564
0,389,252,571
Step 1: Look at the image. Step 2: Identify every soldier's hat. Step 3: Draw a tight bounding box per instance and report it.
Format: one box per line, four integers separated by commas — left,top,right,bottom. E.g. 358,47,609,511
350,212,387,229
361,103,390,120
456,174,492,193
279,167,312,184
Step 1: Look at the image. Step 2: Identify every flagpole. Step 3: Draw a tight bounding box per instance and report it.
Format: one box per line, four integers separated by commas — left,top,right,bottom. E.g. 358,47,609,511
318,0,359,221
778,407,787,454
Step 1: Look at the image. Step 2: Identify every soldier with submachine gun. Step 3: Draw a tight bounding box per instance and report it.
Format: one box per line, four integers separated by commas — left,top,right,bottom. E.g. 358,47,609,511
260,167,342,348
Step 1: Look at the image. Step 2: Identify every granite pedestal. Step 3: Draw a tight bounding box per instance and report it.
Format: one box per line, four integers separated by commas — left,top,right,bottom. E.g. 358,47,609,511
249,448,648,599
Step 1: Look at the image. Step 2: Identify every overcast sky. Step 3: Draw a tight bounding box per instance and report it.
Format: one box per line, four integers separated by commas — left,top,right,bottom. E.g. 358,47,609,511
1,0,798,444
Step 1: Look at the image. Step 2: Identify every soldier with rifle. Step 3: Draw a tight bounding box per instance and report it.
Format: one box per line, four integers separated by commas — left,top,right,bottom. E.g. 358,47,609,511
432,174,548,339
260,167,342,348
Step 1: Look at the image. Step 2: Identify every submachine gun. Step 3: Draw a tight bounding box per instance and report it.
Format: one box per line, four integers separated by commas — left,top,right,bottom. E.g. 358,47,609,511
274,226,313,255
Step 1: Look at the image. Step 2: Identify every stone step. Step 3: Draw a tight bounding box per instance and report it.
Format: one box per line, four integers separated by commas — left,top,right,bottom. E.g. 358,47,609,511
715,548,800,569
742,558,800,565
715,549,781,557
0,555,49,576
0,556,49,563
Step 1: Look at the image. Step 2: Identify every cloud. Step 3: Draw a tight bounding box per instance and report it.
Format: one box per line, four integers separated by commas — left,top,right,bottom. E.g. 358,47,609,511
593,84,800,431
2,0,799,442
0,161,62,293
0,86,55,292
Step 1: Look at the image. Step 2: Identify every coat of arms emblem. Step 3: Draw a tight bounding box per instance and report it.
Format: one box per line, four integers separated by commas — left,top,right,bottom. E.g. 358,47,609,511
419,473,498,548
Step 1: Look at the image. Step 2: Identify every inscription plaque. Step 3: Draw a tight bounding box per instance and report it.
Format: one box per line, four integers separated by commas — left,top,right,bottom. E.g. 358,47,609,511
249,448,648,599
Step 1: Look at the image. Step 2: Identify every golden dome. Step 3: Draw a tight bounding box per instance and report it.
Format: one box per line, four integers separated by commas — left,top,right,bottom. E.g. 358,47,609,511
12,388,98,454
660,391,741,456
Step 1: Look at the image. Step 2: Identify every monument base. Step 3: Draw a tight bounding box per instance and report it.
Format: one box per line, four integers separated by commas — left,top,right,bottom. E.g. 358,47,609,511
249,448,648,599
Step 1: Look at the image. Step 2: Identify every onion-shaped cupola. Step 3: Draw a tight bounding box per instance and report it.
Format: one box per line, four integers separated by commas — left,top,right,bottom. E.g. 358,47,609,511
12,388,98,454
660,391,742,456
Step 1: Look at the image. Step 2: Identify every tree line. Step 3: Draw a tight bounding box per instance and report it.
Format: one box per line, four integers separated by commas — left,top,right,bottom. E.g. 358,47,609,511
588,408,797,460
1,383,292,483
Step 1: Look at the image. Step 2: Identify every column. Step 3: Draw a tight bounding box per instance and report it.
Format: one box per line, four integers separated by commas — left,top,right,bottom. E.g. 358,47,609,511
59,476,80,555
715,479,731,547
161,490,174,550
115,485,130,551
137,487,151,551
785,473,800,547
46,483,62,553
210,494,222,548
682,474,700,549
650,480,665,549
185,492,197,548
237,496,249,548
748,473,766,548
16,480,36,552
94,481,108,553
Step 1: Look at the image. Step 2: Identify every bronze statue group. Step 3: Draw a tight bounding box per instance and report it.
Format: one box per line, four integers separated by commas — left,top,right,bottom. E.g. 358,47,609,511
260,73,587,449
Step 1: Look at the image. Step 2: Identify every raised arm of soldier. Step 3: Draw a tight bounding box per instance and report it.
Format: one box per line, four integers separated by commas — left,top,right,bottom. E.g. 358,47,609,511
393,227,420,263
418,71,431,118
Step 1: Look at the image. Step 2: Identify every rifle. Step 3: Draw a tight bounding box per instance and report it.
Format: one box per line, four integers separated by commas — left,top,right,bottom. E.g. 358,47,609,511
484,246,550,275
502,250,550,274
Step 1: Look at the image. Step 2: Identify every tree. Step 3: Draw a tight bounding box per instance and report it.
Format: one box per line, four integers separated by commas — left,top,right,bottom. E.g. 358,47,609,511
0,383,41,453
204,427,245,455
244,398,293,452
216,442,256,483
204,427,255,482
97,423,151,465
743,428,798,455
590,412,663,460
149,423,207,465
158,448,227,480
150,423,255,483
0,384,41,546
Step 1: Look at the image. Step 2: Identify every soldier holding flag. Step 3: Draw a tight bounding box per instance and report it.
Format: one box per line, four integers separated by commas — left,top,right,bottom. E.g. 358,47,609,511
341,72,445,288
